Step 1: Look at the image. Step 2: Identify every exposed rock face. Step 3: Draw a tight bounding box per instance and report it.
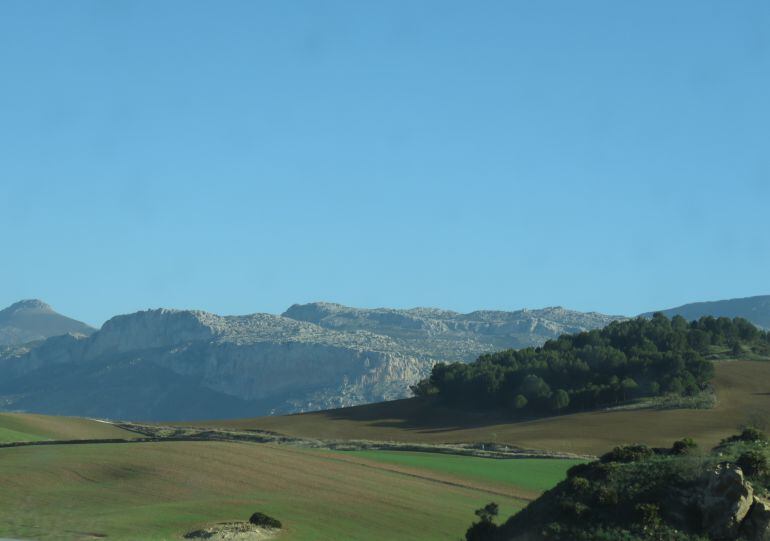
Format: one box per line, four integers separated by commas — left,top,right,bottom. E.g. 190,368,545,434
0,299,95,346
0,302,622,420
283,302,624,360
743,497,770,541
0,309,433,419
701,463,755,539
692,464,770,541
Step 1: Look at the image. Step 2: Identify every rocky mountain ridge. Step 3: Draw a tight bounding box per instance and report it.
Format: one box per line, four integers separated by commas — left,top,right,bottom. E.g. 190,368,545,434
0,301,622,420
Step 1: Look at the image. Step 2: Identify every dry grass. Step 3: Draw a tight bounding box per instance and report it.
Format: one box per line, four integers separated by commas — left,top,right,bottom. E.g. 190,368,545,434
199,360,770,455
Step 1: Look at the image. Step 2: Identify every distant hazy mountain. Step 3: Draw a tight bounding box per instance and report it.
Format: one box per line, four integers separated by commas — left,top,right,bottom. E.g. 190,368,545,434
0,299,95,346
640,295,770,329
0,302,622,420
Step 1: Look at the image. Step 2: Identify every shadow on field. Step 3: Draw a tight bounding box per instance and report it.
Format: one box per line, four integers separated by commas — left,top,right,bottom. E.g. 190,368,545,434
321,398,532,434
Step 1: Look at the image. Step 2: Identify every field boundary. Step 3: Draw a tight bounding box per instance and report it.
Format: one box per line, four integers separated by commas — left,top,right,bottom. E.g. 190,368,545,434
0,422,595,460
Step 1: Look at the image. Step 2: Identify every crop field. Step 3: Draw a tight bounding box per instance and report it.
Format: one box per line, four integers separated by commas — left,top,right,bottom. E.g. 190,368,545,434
204,360,770,455
335,451,584,494
0,440,578,541
0,412,136,443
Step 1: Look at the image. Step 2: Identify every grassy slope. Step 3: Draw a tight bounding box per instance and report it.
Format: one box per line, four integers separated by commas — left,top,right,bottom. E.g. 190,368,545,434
202,360,770,455
0,441,576,541
0,412,136,442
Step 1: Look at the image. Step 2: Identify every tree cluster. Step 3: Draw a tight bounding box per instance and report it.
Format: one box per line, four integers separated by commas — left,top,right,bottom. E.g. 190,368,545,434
413,315,769,415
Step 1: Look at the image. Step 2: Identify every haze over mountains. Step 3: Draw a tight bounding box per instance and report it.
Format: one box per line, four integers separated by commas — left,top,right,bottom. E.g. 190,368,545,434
0,295,767,420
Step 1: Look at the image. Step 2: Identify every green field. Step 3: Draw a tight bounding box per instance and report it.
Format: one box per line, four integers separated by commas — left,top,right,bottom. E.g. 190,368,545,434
339,451,583,493
0,412,136,443
0,425,47,442
0,440,577,541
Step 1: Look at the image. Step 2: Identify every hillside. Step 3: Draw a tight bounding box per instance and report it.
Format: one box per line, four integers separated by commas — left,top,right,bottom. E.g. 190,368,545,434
205,360,770,456
641,295,770,329
469,431,770,540
0,412,136,442
0,299,94,345
0,440,563,540
0,303,620,420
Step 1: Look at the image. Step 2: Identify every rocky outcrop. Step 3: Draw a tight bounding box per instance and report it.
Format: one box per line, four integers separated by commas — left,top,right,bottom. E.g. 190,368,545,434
694,464,770,541
701,463,755,539
743,497,770,541
283,302,624,360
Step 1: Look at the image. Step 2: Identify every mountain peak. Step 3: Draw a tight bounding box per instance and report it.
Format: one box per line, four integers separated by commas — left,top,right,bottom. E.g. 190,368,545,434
2,299,55,314
0,299,94,346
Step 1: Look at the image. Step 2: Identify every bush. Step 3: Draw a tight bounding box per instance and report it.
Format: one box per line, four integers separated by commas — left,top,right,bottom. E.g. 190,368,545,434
466,503,499,541
465,520,498,541
738,427,768,442
635,503,661,526
671,438,697,455
736,450,769,478
722,427,768,445
600,444,654,464
512,394,528,410
249,512,282,529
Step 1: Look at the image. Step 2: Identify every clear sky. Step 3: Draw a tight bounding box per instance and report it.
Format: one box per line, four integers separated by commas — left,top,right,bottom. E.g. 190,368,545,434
1,1,768,326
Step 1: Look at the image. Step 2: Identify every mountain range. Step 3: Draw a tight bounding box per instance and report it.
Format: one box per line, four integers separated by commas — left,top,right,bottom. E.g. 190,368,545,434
0,295,767,420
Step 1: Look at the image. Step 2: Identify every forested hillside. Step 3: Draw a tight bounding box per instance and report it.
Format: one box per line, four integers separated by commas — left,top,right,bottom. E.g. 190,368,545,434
413,314,770,415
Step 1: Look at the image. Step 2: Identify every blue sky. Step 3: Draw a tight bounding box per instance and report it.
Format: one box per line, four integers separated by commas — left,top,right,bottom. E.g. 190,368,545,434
1,1,768,326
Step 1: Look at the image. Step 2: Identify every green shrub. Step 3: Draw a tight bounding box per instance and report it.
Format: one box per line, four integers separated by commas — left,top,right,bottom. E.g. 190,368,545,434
635,503,661,525
671,438,697,455
739,427,768,442
722,427,768,444
465,520,497,541
600,444,654,464
248,512,282,529
736,450,769,478
568,476,591,494
466,503,499,541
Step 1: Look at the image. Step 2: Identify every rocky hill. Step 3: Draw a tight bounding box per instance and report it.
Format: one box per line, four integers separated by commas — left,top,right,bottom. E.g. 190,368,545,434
0,303,622,421
283,302,623,359
640,295,770,329
0,299,95,346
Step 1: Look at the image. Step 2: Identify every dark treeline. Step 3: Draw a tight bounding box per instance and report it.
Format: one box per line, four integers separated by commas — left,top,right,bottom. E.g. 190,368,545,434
412,314,770,415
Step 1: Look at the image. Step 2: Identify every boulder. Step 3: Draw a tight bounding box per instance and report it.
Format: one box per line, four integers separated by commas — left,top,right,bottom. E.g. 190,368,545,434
742,496,770,541
701,463,754,539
